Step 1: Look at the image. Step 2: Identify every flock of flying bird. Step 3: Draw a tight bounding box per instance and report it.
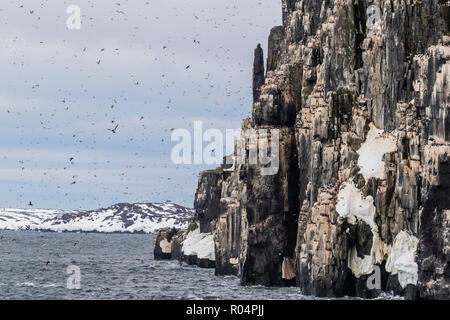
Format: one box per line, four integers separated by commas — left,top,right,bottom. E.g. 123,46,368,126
1,1,280,210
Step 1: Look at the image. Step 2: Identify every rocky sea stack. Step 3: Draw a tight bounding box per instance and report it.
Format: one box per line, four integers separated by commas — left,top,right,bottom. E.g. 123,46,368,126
154,0,449,300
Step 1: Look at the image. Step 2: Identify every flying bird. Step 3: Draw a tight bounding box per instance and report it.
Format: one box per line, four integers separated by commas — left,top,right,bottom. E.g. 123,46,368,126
108,124,119,133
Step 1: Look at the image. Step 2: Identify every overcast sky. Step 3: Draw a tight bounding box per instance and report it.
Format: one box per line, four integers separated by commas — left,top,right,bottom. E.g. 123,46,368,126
0,0,281,210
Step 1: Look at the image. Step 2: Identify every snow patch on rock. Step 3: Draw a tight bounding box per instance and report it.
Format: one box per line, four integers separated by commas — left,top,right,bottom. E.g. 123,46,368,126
337,182,390,277
386,231,419,288
347,247,374,278
181,228,215,261
336,182,376,228
395,250,418,288
0,203,193,233
357,123,397,179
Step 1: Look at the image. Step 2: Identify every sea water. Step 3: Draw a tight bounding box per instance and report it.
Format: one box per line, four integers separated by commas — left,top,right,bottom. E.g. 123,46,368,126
0,230,400,300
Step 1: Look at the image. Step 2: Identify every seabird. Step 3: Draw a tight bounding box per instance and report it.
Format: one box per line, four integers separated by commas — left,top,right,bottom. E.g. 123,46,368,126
108,124,119,134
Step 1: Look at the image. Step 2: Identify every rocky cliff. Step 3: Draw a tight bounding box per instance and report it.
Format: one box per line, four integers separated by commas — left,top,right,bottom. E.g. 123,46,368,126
153,193,217,268
195,0,449,299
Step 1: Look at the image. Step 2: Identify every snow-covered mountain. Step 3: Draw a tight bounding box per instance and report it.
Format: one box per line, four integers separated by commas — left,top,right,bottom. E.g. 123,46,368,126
0,202,193,233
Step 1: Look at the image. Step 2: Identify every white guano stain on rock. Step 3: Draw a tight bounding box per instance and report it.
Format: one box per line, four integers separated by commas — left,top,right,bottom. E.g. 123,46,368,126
337,182,390,277
386,231,419,288
357,123,397,180
181,227,215,261
336,182,377,228
160,238,172,254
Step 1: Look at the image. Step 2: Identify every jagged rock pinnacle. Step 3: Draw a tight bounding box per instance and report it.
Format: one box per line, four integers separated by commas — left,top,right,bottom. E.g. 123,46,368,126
252,43,265,103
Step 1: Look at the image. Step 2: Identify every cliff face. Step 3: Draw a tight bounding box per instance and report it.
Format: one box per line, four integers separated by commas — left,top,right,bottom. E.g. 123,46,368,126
197,0,449,299
153,219,216,268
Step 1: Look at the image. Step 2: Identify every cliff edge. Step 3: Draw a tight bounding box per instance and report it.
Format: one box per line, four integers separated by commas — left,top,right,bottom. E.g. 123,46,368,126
156,0,449,299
